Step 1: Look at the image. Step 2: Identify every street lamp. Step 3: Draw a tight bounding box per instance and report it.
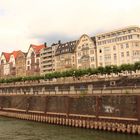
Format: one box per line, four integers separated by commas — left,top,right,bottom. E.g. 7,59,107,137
73,70,76,80
111,65,113,77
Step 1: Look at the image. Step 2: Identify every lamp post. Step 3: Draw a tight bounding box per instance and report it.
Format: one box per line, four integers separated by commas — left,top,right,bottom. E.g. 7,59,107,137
111,65,113,77
73,70,76,81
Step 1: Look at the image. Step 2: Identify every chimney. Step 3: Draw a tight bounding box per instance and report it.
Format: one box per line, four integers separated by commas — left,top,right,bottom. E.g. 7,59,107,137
44,42,47,47
58,40,61,44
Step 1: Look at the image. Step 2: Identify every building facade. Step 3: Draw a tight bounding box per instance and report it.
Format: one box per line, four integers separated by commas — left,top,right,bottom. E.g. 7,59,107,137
0,51,26,78
55,40,77,72
76,34,97,69
15,51,26,77
40,43,58,75
96,26,140,67
26,44,46,76
0,52,11,78
1,25,140,79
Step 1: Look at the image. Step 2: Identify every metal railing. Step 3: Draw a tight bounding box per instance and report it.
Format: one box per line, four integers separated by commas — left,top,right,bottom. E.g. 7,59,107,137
0,86,140,96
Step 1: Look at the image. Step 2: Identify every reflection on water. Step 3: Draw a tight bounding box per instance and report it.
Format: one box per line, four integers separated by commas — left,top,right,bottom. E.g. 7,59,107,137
0,117,139,140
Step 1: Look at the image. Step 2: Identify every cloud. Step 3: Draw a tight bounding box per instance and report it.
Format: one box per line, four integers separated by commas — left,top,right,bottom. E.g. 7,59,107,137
0,0,140,53
0,8,6,16
31,32,79,46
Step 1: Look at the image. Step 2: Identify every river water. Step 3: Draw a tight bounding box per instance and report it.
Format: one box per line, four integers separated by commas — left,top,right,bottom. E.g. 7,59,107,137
0,117,139,140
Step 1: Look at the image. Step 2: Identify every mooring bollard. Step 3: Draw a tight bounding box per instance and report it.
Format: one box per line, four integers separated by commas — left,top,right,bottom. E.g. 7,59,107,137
69,119,72,126
103,122,107,130
126,124,131,134
137,125,140,134
132,125,137,134
112,123,116,132
82,120,86,128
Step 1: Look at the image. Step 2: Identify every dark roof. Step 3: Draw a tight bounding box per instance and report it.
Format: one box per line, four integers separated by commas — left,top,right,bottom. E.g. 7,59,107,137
91,36,97,47
91,36,96,43
55,40,77,56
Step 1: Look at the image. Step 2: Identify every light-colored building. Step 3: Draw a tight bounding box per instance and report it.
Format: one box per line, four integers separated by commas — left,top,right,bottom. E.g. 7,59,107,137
40,43,58,75
96,26,140,67
76,34,97,69
26,43,46,76
0,52,11,77
0,51,26,78
55,40,77,72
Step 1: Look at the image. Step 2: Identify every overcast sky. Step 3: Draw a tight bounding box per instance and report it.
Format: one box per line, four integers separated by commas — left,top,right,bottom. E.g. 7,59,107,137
0,0,140,53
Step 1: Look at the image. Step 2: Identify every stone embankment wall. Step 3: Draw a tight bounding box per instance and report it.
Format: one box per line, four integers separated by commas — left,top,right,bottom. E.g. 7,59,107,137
0,94,140,134
1,76,140,95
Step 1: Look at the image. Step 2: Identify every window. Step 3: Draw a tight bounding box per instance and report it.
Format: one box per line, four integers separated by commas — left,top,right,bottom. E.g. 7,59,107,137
121,44,123,49
126,51,129,57
121,52,124,57
99,49,102,53
36,59,39,64
123,36,127,40
113,46,116,50
126,43,129,48
27,61,30,65
114,54,117,60
91,57,94,62
135,43,138,47
128,35,132,39
78,52,81,56
1,60,4,64
27,66,30,70
104,47,110,52
104,54,111,60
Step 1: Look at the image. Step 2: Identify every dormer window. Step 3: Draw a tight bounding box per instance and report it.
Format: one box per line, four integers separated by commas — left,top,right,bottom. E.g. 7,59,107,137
1,60,4,64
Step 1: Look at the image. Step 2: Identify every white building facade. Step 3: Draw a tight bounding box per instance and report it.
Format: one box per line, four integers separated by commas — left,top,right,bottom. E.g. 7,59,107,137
96,26,140,67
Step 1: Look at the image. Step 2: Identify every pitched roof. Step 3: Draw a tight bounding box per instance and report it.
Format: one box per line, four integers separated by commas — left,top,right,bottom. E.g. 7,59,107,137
31,44,46,54
12,50,21,59
2,50,25,62
2,52,11,62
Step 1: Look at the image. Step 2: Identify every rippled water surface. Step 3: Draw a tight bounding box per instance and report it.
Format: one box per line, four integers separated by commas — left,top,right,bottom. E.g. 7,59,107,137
0,117,139,140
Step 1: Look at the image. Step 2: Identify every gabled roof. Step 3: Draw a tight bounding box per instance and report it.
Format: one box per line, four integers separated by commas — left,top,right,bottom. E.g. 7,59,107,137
1,50,25,62
2,52,11,62
12,50,21,59
31,44,46,54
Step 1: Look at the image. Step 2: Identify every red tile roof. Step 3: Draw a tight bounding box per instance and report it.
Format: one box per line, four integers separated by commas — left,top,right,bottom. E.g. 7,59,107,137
2,50,24,62
31,44,46,54
2,52,11,62
12,50,21,59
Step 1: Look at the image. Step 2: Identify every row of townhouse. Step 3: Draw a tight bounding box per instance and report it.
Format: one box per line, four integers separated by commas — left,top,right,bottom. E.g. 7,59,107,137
0,44,46,78
0,26,140,78
41,26,140,75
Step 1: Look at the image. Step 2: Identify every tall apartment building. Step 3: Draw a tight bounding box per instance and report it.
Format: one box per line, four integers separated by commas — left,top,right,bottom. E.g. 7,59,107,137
55,40,77,72
40,43,58,75
96,26,140,67
76,34,97,69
